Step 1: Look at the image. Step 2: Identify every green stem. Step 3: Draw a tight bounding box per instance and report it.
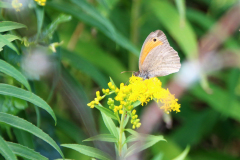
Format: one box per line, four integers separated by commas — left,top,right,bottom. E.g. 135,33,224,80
118,107,126,157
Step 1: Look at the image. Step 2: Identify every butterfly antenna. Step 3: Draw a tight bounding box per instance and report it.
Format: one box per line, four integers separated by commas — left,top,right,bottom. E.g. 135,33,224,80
121,71,135,74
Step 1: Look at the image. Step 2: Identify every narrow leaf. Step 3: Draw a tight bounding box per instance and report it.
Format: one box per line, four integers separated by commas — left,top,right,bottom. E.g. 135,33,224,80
150,0,198,59
125,129,139,136
95,104,118,120
7,142,48,160
83,134,117,143
0,136,17,160
101,113,119,139
0,112,64,159
0,34,21,51
0,60,31,91
0,34,19,54
35,6,44,39
175,0,186,27
0,84,56,123
173,145,190,160
62,144,111,160
124,135,165,158
0,2,12,8
0,21,26,32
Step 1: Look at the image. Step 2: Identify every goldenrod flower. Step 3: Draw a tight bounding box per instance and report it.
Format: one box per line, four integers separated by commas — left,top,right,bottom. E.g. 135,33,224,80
88,75,180,129
35,0,47,6
12,0,22,12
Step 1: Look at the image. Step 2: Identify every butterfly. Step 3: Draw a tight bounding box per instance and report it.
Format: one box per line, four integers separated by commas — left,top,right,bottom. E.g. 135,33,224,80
134,30,181,79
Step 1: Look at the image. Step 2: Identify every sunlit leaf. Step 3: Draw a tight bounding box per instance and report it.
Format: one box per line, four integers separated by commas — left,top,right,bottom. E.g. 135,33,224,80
62,144,111,160
95,104,118,120
0,136,17,160
0,1,12,8
0,34,21,52
0,84,56,123
0,112,64,159
150,0,198,59
83,134,117,142
0,21,26,32
173,145,190,160
175,0,186,27
35,5,44,39
0,34,19,54
124,134,165,158
101,113,119,139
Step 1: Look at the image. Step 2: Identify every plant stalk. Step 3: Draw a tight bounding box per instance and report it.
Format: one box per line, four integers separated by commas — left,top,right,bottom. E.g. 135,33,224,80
118,108,126,157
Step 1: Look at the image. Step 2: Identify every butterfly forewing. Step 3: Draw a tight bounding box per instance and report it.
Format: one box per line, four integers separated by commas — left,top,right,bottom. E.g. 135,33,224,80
139,30,181,78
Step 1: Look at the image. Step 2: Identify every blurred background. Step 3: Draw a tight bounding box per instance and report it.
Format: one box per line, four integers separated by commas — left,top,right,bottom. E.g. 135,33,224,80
1,0,240,159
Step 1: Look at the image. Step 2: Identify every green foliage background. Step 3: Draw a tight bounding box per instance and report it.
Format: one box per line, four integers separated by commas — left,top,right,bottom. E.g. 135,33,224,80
0,0,240,159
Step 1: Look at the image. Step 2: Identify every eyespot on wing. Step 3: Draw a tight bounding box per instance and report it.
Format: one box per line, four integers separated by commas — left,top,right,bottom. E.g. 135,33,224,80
140,38,163,65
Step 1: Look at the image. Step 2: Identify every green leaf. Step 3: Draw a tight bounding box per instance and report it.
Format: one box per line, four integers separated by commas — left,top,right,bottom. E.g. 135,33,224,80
124,134,138,145
70,0,116,41
47,1,139,56
173,145,190,160
124,135,166,158
35,5,44,39
35,14,71,42
95,104,118,120
175,0,186,27
0,59,31,91
61,49,108,88
125,129,139,136
13,128,34,149
7,142,48,160
0,21,26,32
133,101,141,108
109,77,117,88
0,2,12,8
123,114,129,128
150,0,198,59
83,134,117,143
62,144,111,160
0,34,19,54
190,83,240,122
0,84,56,123
0,34,21,51
101,113,119,139
0,136,17,160
0,112,64,159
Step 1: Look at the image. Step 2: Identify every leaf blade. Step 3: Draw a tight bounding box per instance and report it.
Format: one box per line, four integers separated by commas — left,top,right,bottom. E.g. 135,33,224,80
83,134,117,143
0,21,26,32
62,144,111,160
0,112,64,159
0,60,31,91
0,84,56,123
0,136,17,160
7,142,48,160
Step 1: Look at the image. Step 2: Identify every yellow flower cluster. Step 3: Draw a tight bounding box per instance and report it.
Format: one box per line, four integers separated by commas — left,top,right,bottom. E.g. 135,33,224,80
12,0,22,12
116,76,180,113
87,75,180,129
35,0,46,6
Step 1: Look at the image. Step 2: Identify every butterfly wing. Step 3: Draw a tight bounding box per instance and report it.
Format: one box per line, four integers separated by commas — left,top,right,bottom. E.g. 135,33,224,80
139,30,181,78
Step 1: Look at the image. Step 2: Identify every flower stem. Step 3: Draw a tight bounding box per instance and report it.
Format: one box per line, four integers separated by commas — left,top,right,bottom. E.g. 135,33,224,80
118,108,126,157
